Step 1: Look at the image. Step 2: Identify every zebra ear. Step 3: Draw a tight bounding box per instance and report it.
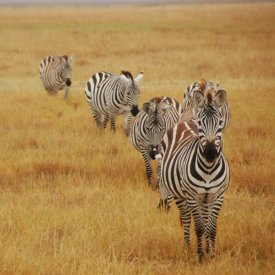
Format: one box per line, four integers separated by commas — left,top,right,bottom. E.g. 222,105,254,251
214,90,226,107
66,56,74,68
134,72,144,86
143,101,155,115
159,103,172,116
120,74,132,83
193,90,205,108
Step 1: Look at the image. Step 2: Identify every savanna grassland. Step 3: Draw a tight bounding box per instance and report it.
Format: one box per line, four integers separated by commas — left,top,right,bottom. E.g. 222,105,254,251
0,2,274,274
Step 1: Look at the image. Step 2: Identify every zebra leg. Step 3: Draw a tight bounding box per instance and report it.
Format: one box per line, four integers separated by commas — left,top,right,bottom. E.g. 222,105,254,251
190,203,205,263
123,112,132,136
91,109,103,129
156,160,170,211
64,86,69,100
206,197,224,259
175,198,191,250
109,114,116,133
101,113,109,129
141,150,152,186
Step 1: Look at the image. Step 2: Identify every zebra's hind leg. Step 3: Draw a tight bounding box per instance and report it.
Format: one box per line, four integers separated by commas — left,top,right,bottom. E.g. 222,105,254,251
91,109,103,129
109,114,116,133
101,113,109,129
158,195,173,212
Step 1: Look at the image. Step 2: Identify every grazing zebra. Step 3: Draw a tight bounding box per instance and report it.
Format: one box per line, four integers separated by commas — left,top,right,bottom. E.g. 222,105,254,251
160,89,230,262
39,55,73,99
181,79,231,130
85,71,143,136
130,96,182,187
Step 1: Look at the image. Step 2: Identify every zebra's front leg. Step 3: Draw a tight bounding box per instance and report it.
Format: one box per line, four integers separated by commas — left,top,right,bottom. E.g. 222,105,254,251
190,203,205,263
141,150,152,187
175,198,191,250
91,109,103,129
206,197,224,259
123,111,132,137
64,86,69,100
157,160,172,212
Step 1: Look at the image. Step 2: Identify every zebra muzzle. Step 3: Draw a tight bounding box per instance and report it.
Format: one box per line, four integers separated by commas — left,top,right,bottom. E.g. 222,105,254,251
203,141,219,162
66,79,72,87
131,105,139,116
149,146,160,160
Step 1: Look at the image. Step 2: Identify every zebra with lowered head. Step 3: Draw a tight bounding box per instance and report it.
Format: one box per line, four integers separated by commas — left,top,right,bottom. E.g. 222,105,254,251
85,71,143,136
160,88,230,262
39,55,73,100
130,96,182,187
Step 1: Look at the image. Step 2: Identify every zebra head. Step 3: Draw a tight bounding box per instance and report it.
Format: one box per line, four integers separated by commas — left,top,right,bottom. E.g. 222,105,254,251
120,71,143,116
60,55,73,87
183,79,230,129
143,97,172,160
194,89,226,163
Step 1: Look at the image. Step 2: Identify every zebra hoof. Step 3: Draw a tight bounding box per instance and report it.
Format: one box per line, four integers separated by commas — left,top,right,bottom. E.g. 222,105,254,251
198,253,204,264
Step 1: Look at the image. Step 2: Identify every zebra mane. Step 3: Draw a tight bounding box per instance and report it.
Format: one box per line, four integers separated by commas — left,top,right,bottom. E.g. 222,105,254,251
121,71,133,81
198,79,207,91
206,90,213,105
61,55,69,60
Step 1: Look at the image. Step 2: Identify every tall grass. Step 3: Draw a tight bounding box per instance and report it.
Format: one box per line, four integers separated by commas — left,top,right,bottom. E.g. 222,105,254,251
0,3,274,274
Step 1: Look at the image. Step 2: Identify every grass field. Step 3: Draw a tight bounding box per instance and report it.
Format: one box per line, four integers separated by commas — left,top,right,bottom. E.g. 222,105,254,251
0,3,274,274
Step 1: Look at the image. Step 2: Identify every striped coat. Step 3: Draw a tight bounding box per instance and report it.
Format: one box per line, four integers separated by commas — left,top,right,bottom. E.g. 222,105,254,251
85,71,143,136
39,55,73,99
160,89,230,262
130,96,182,186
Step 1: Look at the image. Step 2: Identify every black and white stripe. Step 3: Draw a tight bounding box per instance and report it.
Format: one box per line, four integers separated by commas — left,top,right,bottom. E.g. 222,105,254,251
85,71,143,136
39,55,73,99
182,79,231,130
130,96,182,186
160,89,230,262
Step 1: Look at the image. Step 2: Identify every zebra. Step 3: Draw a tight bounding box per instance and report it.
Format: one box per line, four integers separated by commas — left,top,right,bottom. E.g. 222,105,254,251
159,79,231,211
39,55,73,100
130,96,182,187
181,79,231,130
85,71,143,136
160,88,230,262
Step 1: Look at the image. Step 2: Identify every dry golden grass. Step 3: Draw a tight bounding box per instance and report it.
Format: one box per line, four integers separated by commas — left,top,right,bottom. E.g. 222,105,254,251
0,3,274,274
